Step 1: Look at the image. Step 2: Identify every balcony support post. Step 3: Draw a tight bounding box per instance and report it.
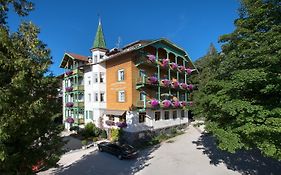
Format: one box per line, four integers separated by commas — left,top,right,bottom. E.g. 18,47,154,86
156,48,161,101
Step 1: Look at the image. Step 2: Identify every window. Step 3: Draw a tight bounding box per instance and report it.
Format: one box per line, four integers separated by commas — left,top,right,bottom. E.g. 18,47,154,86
118,69,125,81
164,111,170,120
100,55,104,60
139,112,146,123
173,111,177,119
140,92,146,101
181,110,185,118
89,111,93,120
88,77,91,85
118,90,125,102
100,92,105,102
100,72,105,83
88,93,91,102
94,55,98,63
85,110,88,119
155,111,161,121
108,115,114,121
93,73,98,83
94,92,98,102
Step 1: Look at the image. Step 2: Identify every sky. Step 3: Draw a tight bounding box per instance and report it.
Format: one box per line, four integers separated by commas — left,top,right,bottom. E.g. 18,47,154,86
8,0,240,75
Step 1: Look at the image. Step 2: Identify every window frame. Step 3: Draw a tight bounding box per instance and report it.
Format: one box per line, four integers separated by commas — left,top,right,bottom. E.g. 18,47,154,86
100,72,105,83
173,110,177,119
93,72,98,83
164,111,170,120
139,112,146,123
155,111,161,121
118,90,125,102
94,92,98,102
117,69,125,81
100,92,105,102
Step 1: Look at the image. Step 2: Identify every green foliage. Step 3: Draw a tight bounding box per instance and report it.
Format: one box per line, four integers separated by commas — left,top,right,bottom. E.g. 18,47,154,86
0,1,64,173
100,129,107,139
81,140,87,146
69,126,79,132
192,0,281,160
110,128,121,142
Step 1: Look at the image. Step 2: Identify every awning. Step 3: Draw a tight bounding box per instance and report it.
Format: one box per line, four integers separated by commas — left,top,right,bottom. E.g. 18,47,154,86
105,110,126,116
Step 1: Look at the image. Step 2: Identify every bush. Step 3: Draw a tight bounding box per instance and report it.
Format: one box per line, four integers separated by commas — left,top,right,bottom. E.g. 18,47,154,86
81,140,87,146
111,128,121,142
170,128,177,135
100,129,107,139
93,137,98,142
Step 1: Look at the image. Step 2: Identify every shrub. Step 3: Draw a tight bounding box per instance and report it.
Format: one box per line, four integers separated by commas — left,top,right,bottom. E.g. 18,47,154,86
93,137,98,142
100,130,107,139
170,128,177,135
81,140,87,146
111,128,121,142
69,126,79,132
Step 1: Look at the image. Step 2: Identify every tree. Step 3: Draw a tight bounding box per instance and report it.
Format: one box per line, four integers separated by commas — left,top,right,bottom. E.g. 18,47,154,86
196,0,281,160
191,43,220,119
0,1,63,174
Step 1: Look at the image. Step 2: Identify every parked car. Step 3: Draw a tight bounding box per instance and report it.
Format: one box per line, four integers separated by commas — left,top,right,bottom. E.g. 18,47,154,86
97,142,138,159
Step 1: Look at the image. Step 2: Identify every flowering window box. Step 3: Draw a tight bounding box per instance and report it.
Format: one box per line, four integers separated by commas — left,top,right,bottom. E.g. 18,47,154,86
186,68,196,75
180,101,187,107
161,59,169,67
65,87,73,92
178,65,186,72
148,99,160,108
65,70,73,76
65,117,74,123
187,84,194,91
116,122,127,128
146,54,156,63
162,100,172,108
172,81,179,88
161,79,171,87
66,102,74,107
173,100,181,108
180,83,188,90
147,76,158,85
170,62,178,70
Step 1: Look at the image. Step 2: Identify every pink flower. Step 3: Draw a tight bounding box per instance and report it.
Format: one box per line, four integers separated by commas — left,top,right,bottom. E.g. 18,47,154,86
173,100,181,107
186,68,195,75
161,79,170,87
162,100,172,108
170,62,178,70
189,101,193,106
66,117,74,123
172,81,179,88
180,83,188,89
147,54,156,62
181,101,187,107
148,76,158,84
162,59,169,67
187,84,194,90
178,65,186,72
66,102,74,107
66,71,73,76
65,87,73,92
150,99,160,107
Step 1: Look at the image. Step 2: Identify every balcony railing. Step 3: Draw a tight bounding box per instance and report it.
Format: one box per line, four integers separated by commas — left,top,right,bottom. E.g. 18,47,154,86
74,102,84,108
73,85,84,91
73,69,83,75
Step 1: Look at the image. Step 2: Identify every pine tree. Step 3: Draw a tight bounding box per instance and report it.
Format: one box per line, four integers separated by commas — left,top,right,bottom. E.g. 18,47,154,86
200,0,281,160
0,1,63,174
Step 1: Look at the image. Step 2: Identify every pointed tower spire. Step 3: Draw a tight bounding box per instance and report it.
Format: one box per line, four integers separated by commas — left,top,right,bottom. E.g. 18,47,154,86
93,17,106,49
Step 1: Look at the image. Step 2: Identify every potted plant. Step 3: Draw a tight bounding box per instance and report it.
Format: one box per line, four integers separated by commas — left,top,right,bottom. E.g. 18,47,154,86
162,100,172,108
146,54,156,63
170,62,178,70
149,99,160,108
66,102,74,107
65,87,73,92
187,84,194,91
173,100,181,108
65,70,73,76
161,58,169,67
180,83,188,90
161,79,170,87
172,80,179,88
147,76,158,85
186,68,196,75
178,65,186,72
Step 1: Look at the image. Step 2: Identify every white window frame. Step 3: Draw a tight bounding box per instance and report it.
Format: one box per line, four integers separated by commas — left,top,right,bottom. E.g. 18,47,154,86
93,73,98,83
100,72,105,83
118,90,125,102
94,92,98,102
118,69,125,81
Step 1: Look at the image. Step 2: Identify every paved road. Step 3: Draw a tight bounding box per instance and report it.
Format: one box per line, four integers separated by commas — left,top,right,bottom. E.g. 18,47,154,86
39,124,281,175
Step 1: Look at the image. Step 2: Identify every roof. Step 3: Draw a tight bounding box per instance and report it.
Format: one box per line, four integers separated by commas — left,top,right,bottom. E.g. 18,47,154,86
93,20,106,49
104,110,126,116
59,52,88,68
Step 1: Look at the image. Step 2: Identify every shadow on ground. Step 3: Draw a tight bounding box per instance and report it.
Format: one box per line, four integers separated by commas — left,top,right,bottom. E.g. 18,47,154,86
52,145,160,175
193,133,281,175
62,135,82,151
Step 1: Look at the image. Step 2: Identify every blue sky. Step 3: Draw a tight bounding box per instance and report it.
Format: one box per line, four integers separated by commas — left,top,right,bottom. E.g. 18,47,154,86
8,0,240,75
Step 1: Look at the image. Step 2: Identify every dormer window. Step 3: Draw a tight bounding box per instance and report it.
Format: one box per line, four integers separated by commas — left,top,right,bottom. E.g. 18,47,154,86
100,55,104,60
94,55,98,63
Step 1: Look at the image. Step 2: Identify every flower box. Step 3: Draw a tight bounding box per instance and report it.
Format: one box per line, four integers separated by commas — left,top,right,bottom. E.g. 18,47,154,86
186,68,196,75
65,117,74,123
149,99,160,108
187,84,194,91
65,71,73,76
66,102,74,107
173,100,181,108
148,76,158,85
180,83,188,90
172,81,179,88
161,59,169,67
147,54,156,63
178,65,186,72
170,62,178,70
161,79,170,87
116,122,127,128
65,87,73,92
180,101,187,107
162,100,172,108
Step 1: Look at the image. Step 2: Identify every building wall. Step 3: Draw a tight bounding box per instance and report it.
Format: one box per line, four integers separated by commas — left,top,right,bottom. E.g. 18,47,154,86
106,53,134,110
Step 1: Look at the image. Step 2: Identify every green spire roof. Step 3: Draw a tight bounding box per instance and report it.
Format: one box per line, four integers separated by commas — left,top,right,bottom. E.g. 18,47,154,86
93,20,106,49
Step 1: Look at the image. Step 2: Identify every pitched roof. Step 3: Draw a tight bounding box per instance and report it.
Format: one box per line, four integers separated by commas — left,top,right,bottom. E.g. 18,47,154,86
59,52,88,68
93,20,106,49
